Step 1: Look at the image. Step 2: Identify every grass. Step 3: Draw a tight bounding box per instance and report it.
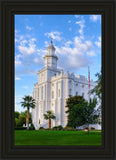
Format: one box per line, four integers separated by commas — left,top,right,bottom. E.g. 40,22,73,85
15,130,102,146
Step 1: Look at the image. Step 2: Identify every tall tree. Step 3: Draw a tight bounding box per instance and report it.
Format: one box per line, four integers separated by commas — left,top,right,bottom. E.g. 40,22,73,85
65,96,100,131
16,114,26,127
21,95,35,130
90,71,102,124
90,72,102,100
44,110,56,128
83,98,100,133
65,95,85,128
15,111,20,119
15,111,32,127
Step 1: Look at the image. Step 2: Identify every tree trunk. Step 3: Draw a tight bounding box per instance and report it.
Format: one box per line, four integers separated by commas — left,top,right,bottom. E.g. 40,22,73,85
27,107,29,130
48,119,51,128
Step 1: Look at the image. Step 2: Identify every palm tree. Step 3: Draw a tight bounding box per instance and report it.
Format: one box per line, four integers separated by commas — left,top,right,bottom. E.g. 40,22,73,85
21,95,35,130
44,110,56,128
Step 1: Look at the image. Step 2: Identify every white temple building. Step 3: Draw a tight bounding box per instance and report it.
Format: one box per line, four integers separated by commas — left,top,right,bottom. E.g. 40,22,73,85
32,40,101,130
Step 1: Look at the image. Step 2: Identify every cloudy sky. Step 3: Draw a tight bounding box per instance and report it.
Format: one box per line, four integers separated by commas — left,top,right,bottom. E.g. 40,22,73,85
15,14,101,112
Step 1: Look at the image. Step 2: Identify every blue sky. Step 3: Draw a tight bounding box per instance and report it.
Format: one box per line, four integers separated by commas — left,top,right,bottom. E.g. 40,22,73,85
15,14,101,112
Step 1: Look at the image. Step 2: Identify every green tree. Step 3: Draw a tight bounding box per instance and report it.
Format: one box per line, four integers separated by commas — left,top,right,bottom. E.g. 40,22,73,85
65,96,100,131
20,111,32,124
16,115,26,126
90,72,102,100
90,71,102,124
15,111,20,127
21,95,35,130
15,118,19,127
15,111,20,119
44,110,56,128
82,98,100,133
65,95,85,128
15,111,32,127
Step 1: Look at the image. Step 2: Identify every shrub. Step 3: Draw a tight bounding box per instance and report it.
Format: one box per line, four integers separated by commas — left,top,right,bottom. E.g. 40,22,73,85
57,125,63,130
15,126,27,130
63,126,75,131
30,123,35,130
84,127,89,130
39,127,45,130
52,125,63,130
52,126,57,130
91,127,95,130
45,128,52,130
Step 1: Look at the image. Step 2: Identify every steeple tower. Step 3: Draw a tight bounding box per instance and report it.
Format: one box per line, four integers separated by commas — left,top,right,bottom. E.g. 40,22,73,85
47,40,55,55
44,40,58,69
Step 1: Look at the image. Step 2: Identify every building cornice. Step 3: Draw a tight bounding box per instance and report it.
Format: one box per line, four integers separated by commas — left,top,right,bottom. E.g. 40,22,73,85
43,54,58,60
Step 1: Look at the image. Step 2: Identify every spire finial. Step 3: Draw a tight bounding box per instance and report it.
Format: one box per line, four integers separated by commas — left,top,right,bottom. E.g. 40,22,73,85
50,37,53,44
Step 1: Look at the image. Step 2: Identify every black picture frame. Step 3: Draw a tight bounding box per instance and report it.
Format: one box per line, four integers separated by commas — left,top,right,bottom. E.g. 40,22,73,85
0,0,115,159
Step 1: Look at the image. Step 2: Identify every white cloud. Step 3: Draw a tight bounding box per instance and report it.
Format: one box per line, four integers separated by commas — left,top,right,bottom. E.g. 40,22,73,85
15,35,45,76
44,31,62,41
74,15,80,18
95,36,101,48
64,41,73,47
15,60,22,66
87,50,96,56
15,77,21,80
69,27,72,32
15,32,96,77
15,38,18,42
15,30,18,34
76,19,85,39
44,41,49,47
90,15,101,22
17,38,36,55
40,23,43,26
68,20,71,23
55,36,96,71
25,18,29,21
33,58,40,63
26,25,33,31
23,86,29,89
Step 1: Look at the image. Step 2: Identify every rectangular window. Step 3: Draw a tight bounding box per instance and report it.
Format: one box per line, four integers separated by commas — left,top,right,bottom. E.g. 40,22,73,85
69,80,71,83
45,85,46,99
82,92,84,97
76,91,78,96
41,87,43,99
69,89,71,95
58,89,60,97
52,91,54,99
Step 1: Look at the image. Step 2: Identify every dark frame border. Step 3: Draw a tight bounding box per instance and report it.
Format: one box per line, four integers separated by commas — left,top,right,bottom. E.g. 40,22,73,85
0,0,115,159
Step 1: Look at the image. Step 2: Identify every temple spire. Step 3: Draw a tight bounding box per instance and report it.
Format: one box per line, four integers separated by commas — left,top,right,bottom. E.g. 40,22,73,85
47,39,55,55
43,39,58,68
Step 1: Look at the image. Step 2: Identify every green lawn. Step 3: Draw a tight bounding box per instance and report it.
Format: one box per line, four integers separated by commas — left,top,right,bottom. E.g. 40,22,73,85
15,130,102,145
